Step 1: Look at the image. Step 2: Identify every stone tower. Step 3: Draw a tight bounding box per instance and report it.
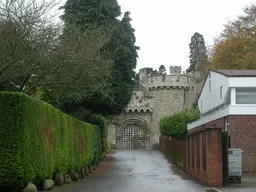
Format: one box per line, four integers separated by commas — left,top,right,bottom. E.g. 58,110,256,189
107,65,200,150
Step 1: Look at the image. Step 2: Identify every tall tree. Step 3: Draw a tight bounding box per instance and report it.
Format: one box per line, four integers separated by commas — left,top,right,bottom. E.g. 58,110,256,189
59,0,138,116
0,0,62,92
159,65,166,74
211,4,256,70
107,11,139,114
212,37,249,69
187,32,208,73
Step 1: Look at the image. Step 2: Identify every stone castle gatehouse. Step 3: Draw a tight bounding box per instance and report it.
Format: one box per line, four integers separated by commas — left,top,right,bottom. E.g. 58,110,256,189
108,66,202,149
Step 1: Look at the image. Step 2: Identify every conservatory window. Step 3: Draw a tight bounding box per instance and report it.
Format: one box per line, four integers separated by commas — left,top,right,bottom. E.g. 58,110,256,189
236,88,256,104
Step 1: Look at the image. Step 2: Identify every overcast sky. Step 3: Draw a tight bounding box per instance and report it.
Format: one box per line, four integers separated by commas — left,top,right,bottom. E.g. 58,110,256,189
117,0,256,73
57,0,256,73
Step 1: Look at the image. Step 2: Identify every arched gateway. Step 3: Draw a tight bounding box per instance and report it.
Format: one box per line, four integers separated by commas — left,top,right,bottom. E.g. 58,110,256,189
116,117,150,150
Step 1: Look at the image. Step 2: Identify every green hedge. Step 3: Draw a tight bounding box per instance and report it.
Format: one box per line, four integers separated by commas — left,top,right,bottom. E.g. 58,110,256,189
0,92,103,187
89,114,108,153
160,107,200,138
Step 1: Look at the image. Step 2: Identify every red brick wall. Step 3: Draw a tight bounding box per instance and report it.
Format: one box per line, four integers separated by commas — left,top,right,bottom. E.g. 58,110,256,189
229,115,256,173
206,129,223,186
186,128,223,187
189,115,256,173
160,136,186,170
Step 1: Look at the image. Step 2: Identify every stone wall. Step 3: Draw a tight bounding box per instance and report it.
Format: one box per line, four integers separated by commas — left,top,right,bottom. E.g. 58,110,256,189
107,65,202,150
107,112,153,149
151,88,185,133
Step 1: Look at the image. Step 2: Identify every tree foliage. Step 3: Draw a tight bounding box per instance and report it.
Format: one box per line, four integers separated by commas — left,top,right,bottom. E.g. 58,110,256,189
0,0,139,119
159,65,166,74
187,32,208,73
212,4,256,69
0,0,61,92
58,0,139,116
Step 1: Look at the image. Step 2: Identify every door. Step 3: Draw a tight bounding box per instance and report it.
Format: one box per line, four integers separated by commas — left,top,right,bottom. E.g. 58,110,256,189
120,124,148,149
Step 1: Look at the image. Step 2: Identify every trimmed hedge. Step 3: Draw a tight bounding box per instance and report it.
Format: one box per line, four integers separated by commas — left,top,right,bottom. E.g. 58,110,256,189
160,107,200,138
89,114,108,153
0,92,103,187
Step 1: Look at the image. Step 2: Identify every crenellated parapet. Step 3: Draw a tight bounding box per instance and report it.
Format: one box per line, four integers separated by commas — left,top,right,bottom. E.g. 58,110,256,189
139,65,197,90
146,74,195,90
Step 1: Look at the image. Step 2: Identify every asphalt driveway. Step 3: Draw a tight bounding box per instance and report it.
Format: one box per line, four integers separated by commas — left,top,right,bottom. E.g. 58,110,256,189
54,150,208,192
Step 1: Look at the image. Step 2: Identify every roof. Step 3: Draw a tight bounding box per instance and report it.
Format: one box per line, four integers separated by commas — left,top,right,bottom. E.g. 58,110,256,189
212,70,256,77
197,69,256,102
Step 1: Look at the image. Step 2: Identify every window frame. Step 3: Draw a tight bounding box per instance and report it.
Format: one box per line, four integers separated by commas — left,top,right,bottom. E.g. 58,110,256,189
220,86,223,99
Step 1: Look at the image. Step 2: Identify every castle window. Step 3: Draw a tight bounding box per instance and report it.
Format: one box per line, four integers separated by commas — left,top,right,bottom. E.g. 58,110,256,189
191,87,194,92
220,86,223,99
209,80,211,91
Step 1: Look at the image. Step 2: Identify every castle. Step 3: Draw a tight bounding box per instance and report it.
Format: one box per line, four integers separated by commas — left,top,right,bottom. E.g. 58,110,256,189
108,66,202,150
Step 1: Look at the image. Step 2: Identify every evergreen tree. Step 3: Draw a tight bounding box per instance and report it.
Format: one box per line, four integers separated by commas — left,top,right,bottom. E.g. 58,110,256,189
108,11,139,114
187,32,208,73
60,0,138,116
159,65,166,74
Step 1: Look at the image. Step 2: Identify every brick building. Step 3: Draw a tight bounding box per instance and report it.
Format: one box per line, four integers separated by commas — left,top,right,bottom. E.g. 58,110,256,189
187,70,256,186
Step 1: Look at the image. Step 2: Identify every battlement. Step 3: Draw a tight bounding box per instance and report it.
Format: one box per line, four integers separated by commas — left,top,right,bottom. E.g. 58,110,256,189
138,65,197,90
146,74,195,89
169,66,181,75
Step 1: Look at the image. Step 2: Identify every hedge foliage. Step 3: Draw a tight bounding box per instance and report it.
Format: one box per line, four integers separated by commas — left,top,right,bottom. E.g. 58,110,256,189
0,92,104,187
89,114,108,154
160,107,200,138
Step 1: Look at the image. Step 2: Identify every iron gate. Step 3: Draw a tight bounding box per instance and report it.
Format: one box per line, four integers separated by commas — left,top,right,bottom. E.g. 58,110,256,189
120,124,148,149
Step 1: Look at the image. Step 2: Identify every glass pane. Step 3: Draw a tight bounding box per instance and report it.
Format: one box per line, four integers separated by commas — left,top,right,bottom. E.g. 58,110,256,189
236,88,256,104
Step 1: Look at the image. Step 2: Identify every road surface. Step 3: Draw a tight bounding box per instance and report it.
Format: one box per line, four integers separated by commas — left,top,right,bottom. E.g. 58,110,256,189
55,150,208,192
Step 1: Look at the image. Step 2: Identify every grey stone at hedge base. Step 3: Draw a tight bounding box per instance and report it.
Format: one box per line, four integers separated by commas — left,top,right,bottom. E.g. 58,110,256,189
64,174,72,184
89,166,93,173
54,173,64,186
43,179,54,191
80,168,86,178
85,167,90,176
23,182,37,192
70,172,79,181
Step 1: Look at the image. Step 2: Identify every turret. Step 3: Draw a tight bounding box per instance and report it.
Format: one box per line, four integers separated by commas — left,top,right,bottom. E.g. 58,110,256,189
139,67,153,83
169,66,181,75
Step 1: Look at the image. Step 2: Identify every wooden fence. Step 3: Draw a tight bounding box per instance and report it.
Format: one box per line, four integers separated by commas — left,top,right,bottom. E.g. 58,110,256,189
160,136,186,171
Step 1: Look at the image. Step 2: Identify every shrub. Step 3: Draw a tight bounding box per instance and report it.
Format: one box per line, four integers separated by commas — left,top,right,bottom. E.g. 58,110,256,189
0,92,103,187
160,107,200,138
